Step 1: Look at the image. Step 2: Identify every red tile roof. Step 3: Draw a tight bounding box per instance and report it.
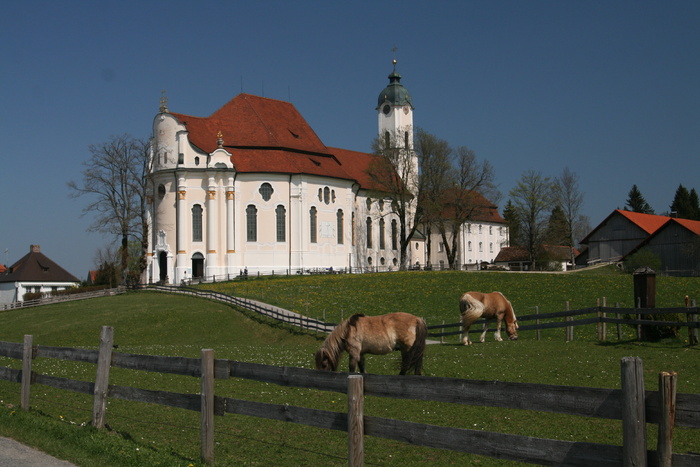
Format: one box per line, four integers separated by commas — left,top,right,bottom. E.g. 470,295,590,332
581,209,671,244
0,245,79,283
171,94,394,189
429,188,505,224
672,217,700,236
172,94,329,155
494,245,579,263
615,209,670,234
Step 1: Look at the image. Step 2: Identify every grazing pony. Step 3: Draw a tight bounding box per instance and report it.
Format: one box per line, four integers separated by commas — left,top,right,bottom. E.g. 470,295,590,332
459,291,518,345
315,312,427,375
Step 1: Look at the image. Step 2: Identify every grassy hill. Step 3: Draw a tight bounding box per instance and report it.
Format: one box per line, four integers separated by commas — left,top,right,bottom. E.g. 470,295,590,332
1,269,698,466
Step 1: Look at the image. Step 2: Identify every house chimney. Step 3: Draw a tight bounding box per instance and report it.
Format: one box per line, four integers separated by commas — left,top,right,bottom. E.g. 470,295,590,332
31,245,41,253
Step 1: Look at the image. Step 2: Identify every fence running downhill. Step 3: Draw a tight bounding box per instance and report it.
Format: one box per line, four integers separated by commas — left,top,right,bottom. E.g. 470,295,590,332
1,326,699,466
144,285,700,345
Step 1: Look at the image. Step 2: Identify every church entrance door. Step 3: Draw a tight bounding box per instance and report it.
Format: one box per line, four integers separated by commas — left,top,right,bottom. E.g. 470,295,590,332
192,253,204,278
158,252,167,282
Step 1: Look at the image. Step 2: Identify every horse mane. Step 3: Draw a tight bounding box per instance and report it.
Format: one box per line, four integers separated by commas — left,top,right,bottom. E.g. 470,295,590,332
498,292,518,327
316,314,365,371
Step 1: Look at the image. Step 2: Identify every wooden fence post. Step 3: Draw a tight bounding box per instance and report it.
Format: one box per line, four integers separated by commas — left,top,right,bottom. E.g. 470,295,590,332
621,357,647,467
347,374,364,467
21,335,33,411
657,371,677,467
602,297,607,341
616,303,622,341
636,297,642,340
535,306,540,341
201,349,215,466
597,298,602,341
688,299,698,346
565,301,573,342
92,326,114,429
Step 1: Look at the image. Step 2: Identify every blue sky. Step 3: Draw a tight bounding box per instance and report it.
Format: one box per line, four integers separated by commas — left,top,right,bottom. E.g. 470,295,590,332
1,1,698,279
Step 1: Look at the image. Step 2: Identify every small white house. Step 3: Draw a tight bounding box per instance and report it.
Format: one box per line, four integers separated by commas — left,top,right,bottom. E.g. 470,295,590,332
0,245,80,305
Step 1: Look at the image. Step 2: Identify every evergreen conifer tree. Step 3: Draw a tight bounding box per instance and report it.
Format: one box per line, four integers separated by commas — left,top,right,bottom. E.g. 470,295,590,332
625,184,654,214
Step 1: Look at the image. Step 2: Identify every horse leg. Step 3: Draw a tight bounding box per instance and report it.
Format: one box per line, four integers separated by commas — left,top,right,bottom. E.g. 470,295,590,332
348,348,361,373
494,317,504,341
462,324,472,345
358,355,366,373
480,321,489,343
399,351,408,375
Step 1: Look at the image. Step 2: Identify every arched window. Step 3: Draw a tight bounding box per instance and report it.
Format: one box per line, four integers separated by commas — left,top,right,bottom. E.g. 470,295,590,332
259,183,273,202
479,242,483,252
337,209,344,245
323,187,330,204
276,205,286,242
246,205,257,242
366,217,372,248
468,241,472,252
310,207,317,243
404,131,409,149
384,131,390,150
379,218,385,250
192,204,203,242
391,219,398,250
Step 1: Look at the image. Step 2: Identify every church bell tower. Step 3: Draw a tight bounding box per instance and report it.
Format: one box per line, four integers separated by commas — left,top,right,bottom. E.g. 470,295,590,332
376,59,418,192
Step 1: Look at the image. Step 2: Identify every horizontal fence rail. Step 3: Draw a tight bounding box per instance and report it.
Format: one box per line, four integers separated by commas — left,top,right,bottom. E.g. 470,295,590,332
2,287,126,311
140,285,699,346
1,328,699,466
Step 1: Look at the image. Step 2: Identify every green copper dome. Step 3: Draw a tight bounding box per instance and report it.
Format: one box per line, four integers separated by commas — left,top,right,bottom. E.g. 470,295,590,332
377,60,413,109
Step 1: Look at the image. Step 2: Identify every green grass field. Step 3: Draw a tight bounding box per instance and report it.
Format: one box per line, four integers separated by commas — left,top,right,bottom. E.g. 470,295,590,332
0,268,698,466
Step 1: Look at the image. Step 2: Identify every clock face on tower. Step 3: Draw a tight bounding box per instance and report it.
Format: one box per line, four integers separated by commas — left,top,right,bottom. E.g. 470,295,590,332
382,104,391,115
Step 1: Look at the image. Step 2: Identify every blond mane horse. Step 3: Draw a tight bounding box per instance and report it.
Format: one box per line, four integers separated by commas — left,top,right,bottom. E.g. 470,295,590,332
459,291,518,345
315,312,427,375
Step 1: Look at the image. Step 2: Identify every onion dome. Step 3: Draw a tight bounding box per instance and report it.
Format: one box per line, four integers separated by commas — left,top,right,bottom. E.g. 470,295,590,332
376,59,413,110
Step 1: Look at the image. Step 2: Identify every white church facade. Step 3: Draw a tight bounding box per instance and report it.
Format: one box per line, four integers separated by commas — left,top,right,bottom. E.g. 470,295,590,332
144,62,506,284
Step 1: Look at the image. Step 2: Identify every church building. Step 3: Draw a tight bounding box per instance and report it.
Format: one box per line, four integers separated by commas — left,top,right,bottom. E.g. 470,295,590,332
145,61,506,284
146,62,422,283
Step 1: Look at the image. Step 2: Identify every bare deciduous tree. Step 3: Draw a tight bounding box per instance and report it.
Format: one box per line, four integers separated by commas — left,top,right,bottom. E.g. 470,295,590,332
509,170,554,269
68,134,151,283
369,128,420,270
553,167,587,268
436,146,498,269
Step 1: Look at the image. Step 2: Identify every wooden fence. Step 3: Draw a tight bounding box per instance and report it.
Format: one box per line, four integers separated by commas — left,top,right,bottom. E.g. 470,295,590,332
1,287,126,311
143,285,699,345
1,326,699,466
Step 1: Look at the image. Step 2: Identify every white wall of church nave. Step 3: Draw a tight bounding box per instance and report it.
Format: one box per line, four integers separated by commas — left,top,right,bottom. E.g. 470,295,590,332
233,173,355,271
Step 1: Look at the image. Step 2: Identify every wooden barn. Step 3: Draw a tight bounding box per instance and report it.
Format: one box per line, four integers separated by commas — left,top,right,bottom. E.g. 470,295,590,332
579,210,670,264
623,217,700,276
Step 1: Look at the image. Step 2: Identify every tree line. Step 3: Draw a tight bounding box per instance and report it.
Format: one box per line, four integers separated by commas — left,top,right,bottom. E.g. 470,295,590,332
625,183,700,220
68,130,697,283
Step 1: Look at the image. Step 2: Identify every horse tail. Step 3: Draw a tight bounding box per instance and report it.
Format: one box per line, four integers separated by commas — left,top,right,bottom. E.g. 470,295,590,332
460,293,484,323
404,318,427,375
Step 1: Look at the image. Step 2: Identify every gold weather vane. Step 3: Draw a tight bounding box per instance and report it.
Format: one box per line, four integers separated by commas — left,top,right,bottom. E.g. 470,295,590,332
159,90,169,113
217,131,224,148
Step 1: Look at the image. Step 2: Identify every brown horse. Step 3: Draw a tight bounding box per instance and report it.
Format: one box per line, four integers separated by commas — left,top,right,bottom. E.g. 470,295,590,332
459,291,518,345
315,312,427,375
